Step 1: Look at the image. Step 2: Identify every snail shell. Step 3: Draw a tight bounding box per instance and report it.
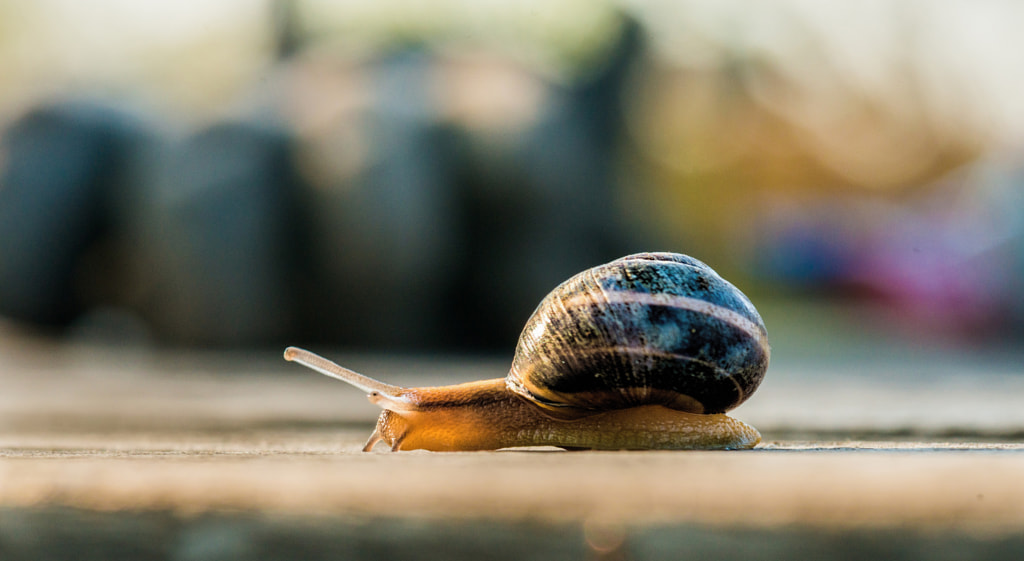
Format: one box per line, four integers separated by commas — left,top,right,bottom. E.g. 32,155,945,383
508,252,768,419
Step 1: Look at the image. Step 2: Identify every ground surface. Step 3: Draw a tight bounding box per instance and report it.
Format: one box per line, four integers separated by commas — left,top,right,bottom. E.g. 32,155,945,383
2,315,1023,560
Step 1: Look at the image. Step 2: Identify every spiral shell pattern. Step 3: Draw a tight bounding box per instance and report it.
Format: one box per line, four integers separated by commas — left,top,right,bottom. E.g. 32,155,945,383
507,252,769,418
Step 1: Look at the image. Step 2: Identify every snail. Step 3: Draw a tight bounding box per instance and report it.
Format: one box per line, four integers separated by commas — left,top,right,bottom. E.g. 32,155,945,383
285,252,769,451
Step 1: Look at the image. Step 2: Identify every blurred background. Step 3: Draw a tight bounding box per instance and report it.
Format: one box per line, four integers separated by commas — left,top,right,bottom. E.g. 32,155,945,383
2,0,1024,354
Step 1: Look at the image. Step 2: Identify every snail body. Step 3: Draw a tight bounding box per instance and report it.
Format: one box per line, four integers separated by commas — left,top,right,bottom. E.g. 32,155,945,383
285,252,769,451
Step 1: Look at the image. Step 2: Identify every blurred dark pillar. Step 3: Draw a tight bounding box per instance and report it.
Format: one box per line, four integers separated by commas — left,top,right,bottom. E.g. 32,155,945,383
270,0,301,61
300,48,462,349
449,15,645,348
0,103,149,329
139,122,301,347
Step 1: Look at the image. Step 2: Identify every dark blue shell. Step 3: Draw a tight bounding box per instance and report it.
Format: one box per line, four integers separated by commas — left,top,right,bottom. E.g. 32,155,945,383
507,252,769,417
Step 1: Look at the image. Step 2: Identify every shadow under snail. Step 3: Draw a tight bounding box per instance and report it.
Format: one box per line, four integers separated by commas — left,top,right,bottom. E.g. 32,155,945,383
285,252,769,451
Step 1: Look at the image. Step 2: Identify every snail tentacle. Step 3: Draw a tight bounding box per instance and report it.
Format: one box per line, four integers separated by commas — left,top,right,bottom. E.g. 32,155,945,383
362,428,384,452
283,347,419,411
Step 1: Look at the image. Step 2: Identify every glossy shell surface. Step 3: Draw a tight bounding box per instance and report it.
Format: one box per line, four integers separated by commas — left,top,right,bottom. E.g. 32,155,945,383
507,252,769,417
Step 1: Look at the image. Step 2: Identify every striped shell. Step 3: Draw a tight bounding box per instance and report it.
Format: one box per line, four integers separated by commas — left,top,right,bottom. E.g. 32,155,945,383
507,252,769,418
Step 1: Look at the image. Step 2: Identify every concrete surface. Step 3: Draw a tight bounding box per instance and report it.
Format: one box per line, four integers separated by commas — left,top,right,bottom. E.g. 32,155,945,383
2,320,1024,559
